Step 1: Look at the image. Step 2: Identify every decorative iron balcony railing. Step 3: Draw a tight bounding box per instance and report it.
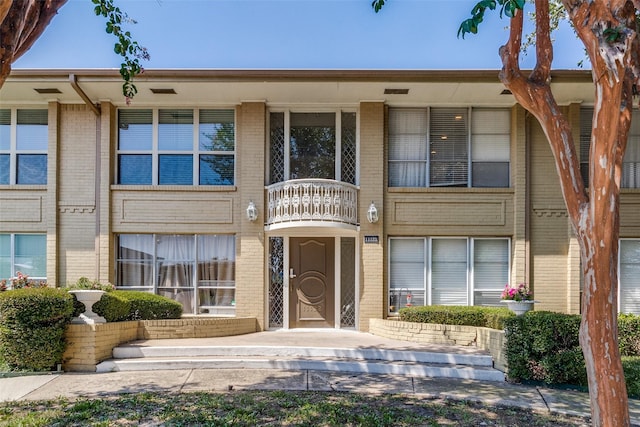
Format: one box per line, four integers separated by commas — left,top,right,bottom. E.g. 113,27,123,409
265,179,358,229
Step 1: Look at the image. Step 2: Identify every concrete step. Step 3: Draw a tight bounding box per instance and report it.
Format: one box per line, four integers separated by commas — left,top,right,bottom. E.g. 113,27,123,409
98,345,505,382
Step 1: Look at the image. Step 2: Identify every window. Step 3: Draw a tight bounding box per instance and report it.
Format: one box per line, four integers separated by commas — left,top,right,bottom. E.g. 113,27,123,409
116,234,236,315
388,237,509,313
581,107,640,188
269,110,357,184
620,239,640,314
117,109,235,185
388,108,510,188
0,109,48,185
0,234,47,284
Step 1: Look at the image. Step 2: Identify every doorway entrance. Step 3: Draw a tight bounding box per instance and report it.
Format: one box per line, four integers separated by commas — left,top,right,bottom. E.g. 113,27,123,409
289,237,335,328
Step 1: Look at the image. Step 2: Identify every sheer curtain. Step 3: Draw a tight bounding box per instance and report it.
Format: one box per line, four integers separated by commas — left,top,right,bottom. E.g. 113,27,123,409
388,109,428,187
117,234,154,289
157,235,194,313
197,235,236,313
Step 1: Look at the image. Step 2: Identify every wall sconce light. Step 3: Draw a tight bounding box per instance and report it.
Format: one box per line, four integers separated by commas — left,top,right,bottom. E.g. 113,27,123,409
367,201,379,223
246,201,258,222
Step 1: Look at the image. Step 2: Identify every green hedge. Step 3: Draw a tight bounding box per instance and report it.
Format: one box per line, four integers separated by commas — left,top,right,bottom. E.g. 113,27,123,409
623,357,640,398
93,292,131,322
0,288,74,371
504,311,640,397
618,314,640,356
399,305,515,330
114,291,183,320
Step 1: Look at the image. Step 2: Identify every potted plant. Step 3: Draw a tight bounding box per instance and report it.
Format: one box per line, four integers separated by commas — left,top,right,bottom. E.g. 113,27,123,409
500,283,536,315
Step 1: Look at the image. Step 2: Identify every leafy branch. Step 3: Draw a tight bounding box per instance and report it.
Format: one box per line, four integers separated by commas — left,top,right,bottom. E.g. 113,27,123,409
91,0,150,102
457,0,525,38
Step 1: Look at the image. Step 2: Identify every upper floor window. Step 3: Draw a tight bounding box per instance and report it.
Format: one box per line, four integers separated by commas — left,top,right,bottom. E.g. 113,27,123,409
581,107,640,188
117,108,235,185
0,233,47,284
388,108,510,188
0,109,48,185
269,110,357,184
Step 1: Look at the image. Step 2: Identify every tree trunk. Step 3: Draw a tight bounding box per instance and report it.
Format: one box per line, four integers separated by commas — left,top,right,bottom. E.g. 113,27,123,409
498,1,633,425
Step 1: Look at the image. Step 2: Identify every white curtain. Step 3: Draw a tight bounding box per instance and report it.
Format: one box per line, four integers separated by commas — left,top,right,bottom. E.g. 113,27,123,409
157,235,194,313
388,109,428,187
117,234,154,288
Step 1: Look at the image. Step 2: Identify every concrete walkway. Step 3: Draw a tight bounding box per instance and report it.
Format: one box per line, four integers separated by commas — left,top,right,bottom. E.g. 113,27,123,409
1,329,639,425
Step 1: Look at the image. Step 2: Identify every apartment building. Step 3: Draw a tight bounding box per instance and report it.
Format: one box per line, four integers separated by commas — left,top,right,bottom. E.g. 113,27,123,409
0,69,637,331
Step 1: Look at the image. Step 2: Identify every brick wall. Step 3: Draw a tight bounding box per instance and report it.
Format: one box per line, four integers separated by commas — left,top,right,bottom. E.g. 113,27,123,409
369,318,507,372
63,317,258,371
359,102,385,331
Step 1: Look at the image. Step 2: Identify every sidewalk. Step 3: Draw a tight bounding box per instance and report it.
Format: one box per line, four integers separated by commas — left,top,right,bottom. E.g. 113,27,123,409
2,368,640,424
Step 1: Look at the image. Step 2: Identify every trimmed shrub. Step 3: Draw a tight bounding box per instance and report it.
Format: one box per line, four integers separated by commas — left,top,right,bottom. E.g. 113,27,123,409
93,292,131,322
622,356,640,398
116,291,183,320
504,311,585,385
618,314,640,356
0,288,73,371
399,305,514,329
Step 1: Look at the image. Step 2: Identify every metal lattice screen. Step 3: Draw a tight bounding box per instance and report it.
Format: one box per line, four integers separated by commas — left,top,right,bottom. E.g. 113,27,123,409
269,113,285,184
268,237,284,328
341,112,357,185
340,237,356,327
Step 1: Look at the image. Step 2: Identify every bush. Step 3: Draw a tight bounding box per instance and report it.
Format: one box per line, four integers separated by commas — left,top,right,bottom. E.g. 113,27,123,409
622,356,640,398
618,314,640,356
115,291,183,320
0,288,73,371
399,305,514,329
93,292,131,322
504,311,585,385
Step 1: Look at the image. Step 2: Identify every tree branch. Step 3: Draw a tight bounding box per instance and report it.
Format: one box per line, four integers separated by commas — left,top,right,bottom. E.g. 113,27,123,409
531,0,552,84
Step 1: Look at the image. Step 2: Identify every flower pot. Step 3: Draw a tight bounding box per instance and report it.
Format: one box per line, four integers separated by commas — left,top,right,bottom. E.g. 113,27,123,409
70,290,106,324
501,300,536,316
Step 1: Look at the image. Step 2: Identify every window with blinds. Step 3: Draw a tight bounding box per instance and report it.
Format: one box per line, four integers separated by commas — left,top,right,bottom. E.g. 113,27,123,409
117,108,235,185
0,109,48,185
388,108,510,188
388,237,509,313
581,106,640,188
620,240,640,314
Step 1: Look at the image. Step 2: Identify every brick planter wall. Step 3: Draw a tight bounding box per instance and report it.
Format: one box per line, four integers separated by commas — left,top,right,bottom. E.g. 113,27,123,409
369,318,507,372
63,317,258,372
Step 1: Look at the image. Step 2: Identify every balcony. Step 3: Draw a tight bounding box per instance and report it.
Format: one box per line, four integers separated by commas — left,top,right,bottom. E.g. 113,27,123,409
265,179,358,230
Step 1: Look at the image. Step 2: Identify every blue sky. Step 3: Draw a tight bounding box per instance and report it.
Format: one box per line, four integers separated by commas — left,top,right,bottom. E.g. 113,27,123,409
14,0,586,70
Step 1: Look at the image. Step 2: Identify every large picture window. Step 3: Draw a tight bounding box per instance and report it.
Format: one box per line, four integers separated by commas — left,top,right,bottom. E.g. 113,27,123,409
388,108,510,188
388,237,509,313
117,109,235,185
116,234,236,315
0,234,47,284
0,109,48,185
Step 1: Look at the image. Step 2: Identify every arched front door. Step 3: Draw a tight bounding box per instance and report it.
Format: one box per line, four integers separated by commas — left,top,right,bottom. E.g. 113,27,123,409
289,237,335,328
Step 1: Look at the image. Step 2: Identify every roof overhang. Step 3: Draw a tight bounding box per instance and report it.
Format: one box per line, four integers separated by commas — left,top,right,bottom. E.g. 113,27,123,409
0,69,595,108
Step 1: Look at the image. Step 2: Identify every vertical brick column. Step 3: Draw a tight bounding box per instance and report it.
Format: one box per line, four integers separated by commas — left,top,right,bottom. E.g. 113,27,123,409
358,102,385,331
98,103,114,284
46,102,60,285
511,105,528,285
235,102,267,330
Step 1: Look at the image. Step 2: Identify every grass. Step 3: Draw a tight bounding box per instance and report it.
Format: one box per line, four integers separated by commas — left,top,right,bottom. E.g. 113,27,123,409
0,390,590,426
